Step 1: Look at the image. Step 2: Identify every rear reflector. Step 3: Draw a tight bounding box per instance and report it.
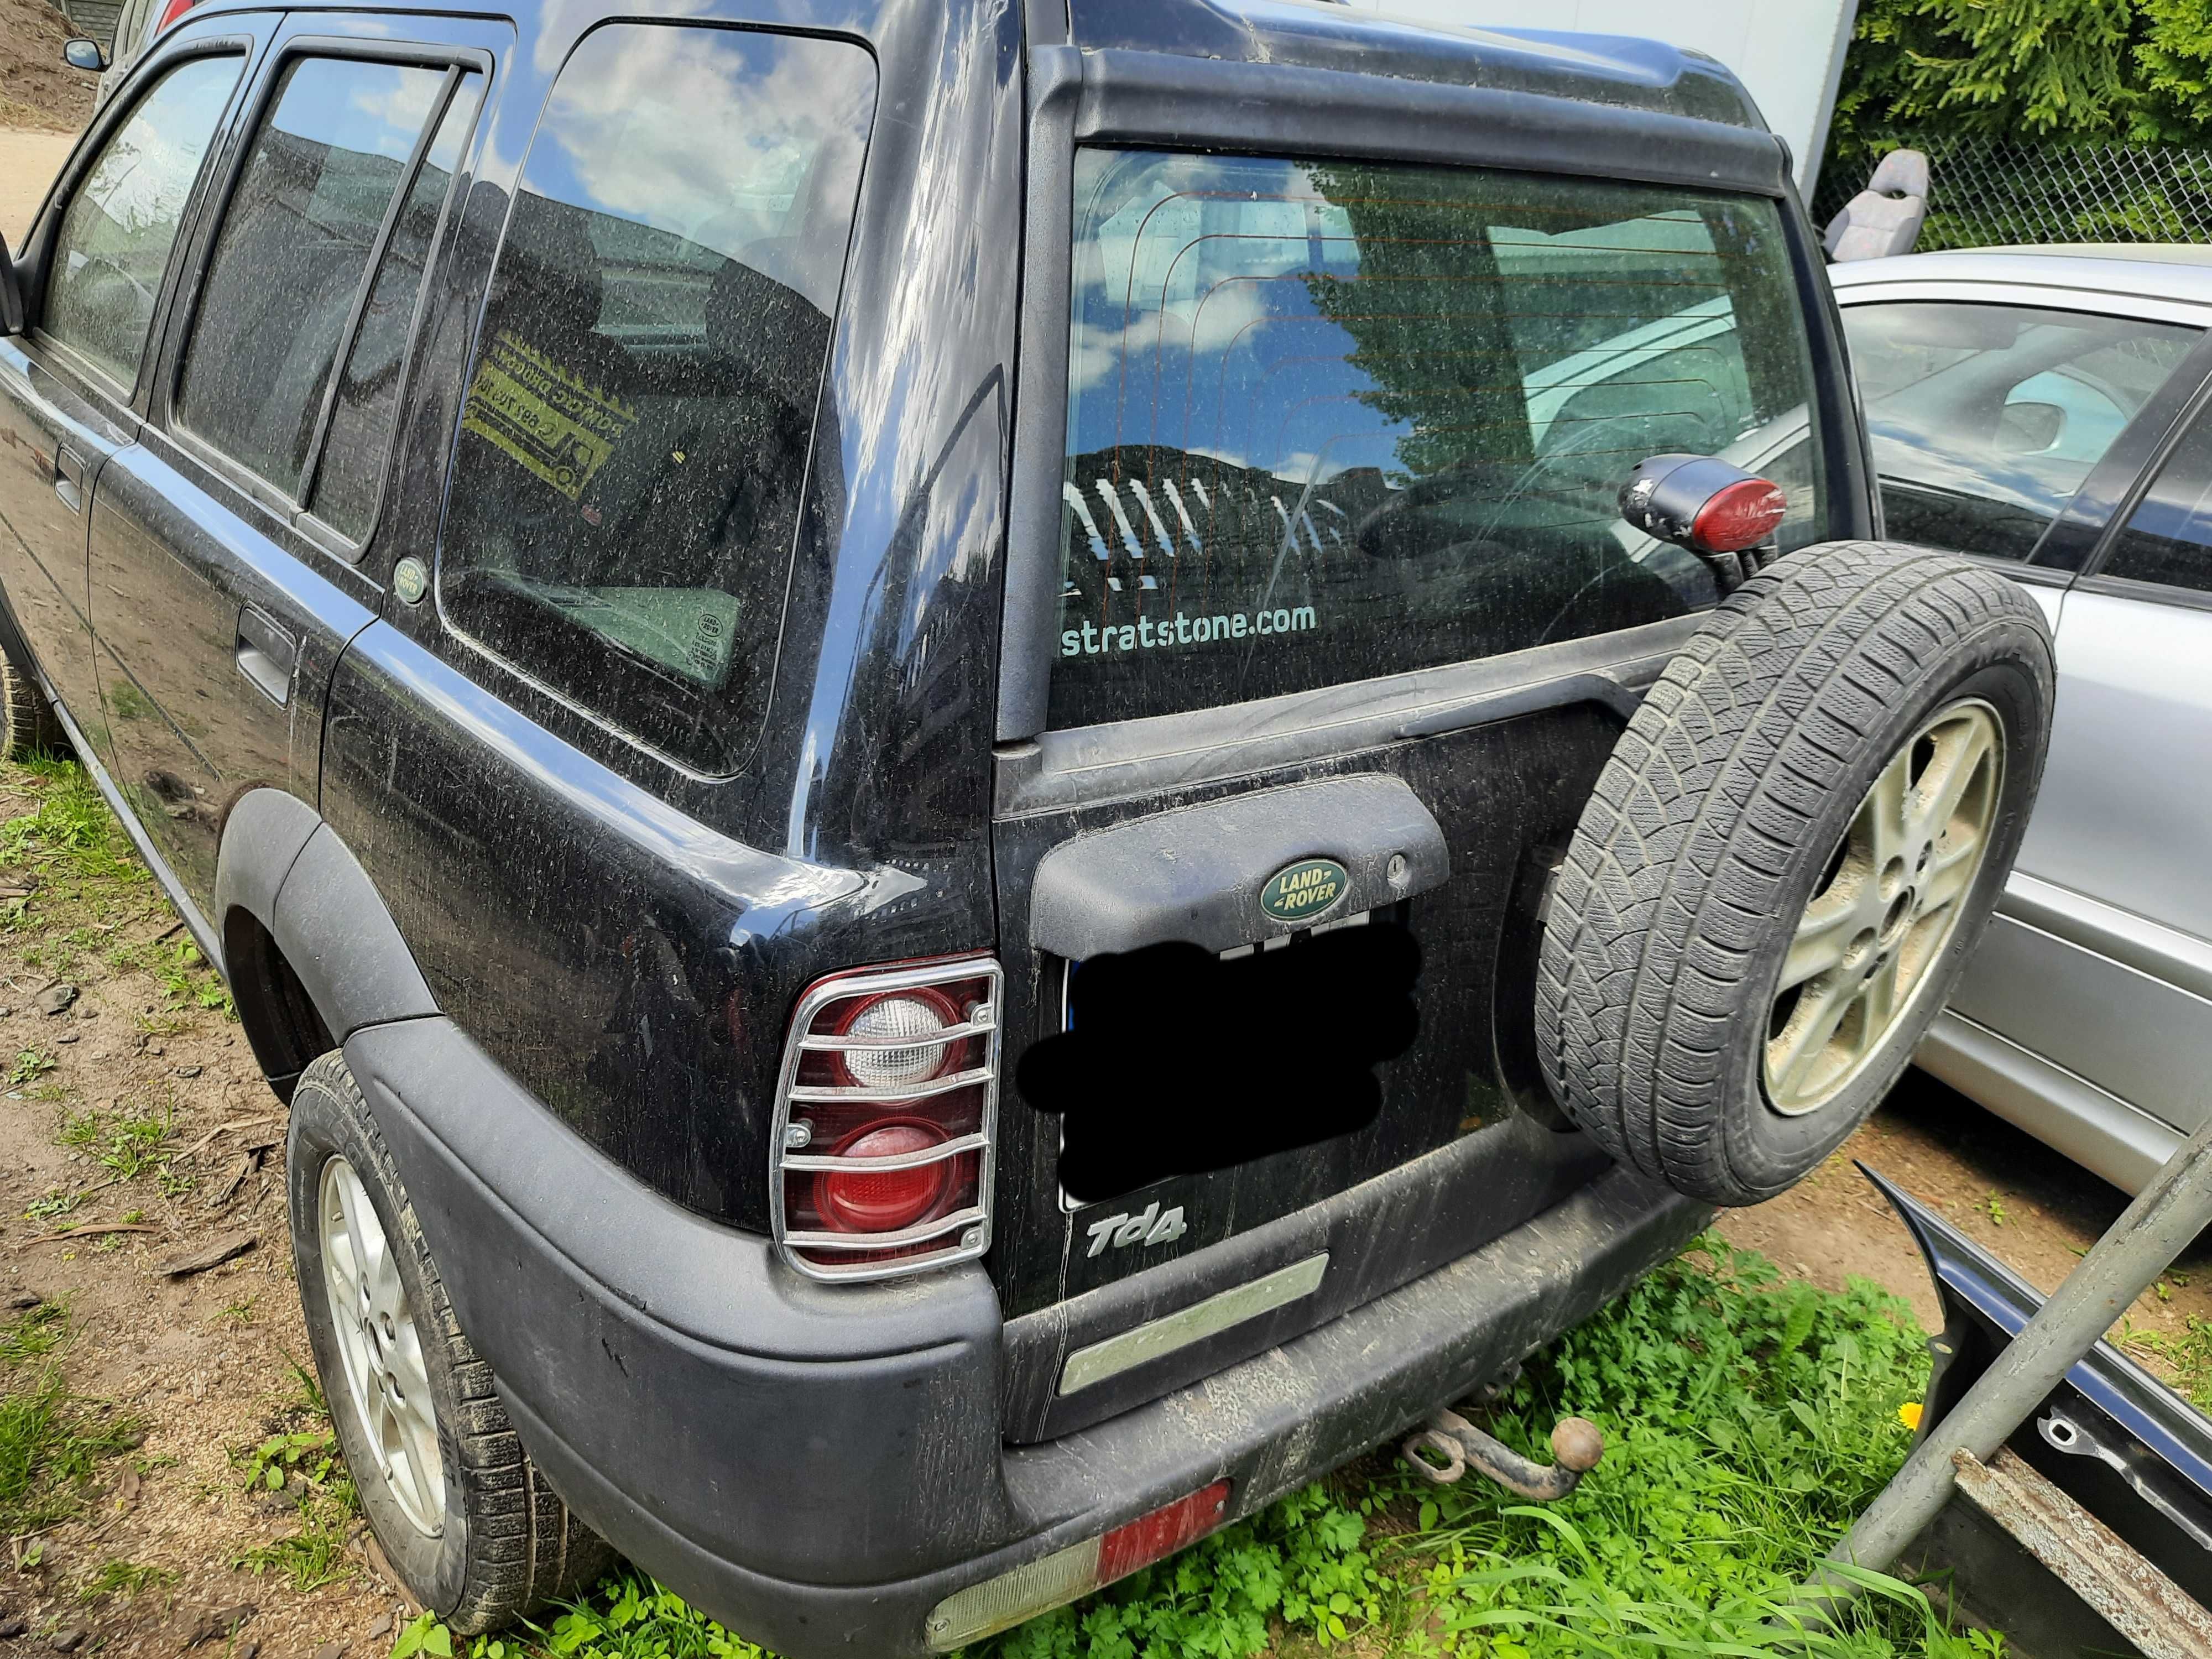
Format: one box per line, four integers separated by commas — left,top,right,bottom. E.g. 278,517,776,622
1688,476,1788,554
925,1481,1232,1651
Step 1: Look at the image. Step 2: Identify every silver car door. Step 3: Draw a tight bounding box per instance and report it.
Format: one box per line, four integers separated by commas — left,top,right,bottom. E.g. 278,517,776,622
1946,392,2212,1187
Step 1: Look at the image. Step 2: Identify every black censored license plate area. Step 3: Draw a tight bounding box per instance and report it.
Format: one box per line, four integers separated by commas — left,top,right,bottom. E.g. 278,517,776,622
1018,916,1421,1206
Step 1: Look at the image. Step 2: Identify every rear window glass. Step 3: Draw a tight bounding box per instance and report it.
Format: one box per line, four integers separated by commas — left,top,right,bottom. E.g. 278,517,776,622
1048,150,1828,730
438,22,874,773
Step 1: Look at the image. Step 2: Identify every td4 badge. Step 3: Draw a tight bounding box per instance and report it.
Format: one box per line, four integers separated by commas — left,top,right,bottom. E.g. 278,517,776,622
1083,1200,1187,1259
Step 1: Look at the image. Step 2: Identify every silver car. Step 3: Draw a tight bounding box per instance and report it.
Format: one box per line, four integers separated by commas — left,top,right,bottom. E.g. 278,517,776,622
1829,247,2212,1193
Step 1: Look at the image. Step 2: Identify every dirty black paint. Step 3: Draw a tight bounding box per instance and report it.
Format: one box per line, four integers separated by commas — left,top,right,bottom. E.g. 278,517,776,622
1020,925,1421,1202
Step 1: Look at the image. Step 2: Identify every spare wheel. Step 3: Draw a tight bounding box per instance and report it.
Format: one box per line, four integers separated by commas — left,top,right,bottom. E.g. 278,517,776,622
1536,540,2055,1207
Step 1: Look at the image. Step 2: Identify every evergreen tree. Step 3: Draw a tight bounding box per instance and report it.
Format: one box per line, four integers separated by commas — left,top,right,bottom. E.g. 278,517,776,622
1832,0,2143,156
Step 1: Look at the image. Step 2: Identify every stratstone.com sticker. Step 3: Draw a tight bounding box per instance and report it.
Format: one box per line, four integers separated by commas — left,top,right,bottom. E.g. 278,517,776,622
461,330,637,502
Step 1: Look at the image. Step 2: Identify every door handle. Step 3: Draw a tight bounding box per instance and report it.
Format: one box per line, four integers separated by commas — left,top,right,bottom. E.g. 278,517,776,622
53,446,88,514
236,606,298,706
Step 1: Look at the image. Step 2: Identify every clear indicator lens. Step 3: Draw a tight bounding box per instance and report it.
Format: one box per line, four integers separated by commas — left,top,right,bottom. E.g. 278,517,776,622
843,994,953,1089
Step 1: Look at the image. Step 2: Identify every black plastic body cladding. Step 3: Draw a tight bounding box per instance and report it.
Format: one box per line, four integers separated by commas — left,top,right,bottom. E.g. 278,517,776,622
346,1011,1707,1656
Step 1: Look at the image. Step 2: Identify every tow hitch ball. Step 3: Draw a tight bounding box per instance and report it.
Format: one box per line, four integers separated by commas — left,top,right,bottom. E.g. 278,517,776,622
1400,1407,1605,1501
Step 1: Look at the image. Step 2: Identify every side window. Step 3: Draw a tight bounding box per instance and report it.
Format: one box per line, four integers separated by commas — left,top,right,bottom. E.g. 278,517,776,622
44,53,241,389
1839,302,2201,562
439,23,875,773
177,57,476,507
309,74,483,540
2099,415,2212,594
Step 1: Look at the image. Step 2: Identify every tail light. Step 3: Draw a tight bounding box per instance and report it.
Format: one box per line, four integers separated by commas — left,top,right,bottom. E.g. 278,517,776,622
154,0,199,33
771,957,1001,1282
924,1481,1233,1650
1618,452,1788,555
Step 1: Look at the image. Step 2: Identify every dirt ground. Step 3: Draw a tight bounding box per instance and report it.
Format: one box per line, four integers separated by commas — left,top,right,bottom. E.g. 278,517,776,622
0,0,91,134
2,0,93,249
0,763,413,1655
1720,1067,2212,1377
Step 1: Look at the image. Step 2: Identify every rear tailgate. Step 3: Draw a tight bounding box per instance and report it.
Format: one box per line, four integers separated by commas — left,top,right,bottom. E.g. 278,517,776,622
988,143,1836,1431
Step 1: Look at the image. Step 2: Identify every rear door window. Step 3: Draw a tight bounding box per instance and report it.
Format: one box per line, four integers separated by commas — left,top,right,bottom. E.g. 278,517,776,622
1839,301,2201,562
176,57,481,510
2100,412,2212,594
1048,150,1827,730
437,23,875,774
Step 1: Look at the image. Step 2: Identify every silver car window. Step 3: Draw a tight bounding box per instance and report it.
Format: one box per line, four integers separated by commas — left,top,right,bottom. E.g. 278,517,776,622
1841,300,2201,562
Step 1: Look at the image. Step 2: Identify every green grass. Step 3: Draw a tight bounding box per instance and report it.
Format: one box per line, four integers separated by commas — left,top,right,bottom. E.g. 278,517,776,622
231,1484,359,1593
0,1305,143,1535
2126,1316,2212,1411
108,935,233,1015
0,758,147,890
388,1240,1990,1659
76,1557,179,1603
22,1189,82,1223
231,1365,359,1594
59,1098,176,1181
8,1047,55,1088
0,1304,66,1365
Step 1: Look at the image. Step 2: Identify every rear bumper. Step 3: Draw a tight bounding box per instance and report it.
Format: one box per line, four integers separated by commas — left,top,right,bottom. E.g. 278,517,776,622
346,1017,1708,1658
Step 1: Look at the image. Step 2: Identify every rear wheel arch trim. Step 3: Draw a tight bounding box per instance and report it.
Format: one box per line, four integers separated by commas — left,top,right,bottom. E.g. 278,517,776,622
217,787,437,1092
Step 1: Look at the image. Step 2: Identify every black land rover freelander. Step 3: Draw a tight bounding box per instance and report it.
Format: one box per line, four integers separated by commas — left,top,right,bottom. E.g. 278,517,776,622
0,0,2055,1650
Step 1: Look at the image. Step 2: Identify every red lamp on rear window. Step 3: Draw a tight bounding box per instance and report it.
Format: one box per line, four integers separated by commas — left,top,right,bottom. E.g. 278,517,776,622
1619,453,1788,588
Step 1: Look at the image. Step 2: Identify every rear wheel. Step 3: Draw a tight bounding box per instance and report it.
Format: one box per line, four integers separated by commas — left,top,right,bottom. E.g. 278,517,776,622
0,642,67,761
288,1053,613,1631
1535,541,2054,1206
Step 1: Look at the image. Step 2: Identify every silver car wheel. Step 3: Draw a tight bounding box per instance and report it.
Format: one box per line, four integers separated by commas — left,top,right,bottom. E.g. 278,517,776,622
319,1155,445,1537
1764,697,2003,1117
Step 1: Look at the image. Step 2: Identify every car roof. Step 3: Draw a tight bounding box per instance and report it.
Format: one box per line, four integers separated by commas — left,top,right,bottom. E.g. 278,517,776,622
1062,0,1762,126
1828,246,2212,310
174,0,1765,132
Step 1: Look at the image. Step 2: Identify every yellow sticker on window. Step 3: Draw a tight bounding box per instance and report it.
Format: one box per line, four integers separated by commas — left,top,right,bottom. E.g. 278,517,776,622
460,330,636,501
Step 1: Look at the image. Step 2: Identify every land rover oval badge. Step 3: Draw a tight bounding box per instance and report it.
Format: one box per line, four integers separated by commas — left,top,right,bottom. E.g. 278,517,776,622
1259,856,1349,925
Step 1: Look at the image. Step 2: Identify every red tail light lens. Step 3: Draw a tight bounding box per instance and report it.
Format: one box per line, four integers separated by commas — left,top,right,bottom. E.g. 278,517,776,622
1688,477,1788,554
155,0,199,32
773,958,1001,1282
814,1118,951,1233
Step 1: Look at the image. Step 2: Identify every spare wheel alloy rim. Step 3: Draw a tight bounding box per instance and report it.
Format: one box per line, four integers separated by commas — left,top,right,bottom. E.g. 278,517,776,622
319,1155,445,1536
1764,697,2003,1118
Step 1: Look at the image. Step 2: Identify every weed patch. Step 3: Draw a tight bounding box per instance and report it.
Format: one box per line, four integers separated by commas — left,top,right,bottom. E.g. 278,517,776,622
22,1190,81,1223
8,1048,55,1088
0,1306,142,1535
389,1240,1976,1659
231,1484,358,1593
109,935,232,1017
0,761,145,890
2127,1316,2212,1411
58,1098,176,1181
231,1375,357,1593
76,1557,179,1602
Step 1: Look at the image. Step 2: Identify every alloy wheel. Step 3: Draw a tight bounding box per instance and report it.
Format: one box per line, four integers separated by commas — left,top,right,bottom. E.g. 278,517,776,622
318,1155,445,1536
1764,698,2004,1117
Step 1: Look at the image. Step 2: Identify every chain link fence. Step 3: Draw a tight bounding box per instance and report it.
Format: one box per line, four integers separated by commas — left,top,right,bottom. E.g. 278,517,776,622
1814,132,2212,253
